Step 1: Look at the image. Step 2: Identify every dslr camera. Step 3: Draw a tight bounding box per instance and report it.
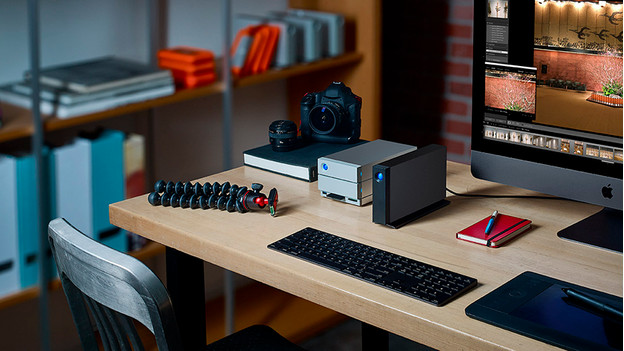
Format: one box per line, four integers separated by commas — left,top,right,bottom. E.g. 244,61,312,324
300,82,362,144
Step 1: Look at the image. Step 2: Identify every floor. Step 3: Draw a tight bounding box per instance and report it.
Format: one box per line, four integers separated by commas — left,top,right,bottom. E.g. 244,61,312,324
535,87,622,137
299,318,435,351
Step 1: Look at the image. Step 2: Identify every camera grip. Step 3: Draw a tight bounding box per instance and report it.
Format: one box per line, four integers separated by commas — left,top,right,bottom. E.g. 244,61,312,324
300,93,316,139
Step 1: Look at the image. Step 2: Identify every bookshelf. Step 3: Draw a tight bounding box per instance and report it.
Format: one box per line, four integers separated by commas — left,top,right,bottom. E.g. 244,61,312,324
0,52,362,144
0,50,363,333
0,1,379,349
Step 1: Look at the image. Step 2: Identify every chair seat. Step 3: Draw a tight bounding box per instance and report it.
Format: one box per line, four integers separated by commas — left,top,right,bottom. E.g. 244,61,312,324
206,325,305,351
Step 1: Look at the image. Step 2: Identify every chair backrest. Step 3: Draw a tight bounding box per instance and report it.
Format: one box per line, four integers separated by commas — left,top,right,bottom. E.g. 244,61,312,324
48,218,183,351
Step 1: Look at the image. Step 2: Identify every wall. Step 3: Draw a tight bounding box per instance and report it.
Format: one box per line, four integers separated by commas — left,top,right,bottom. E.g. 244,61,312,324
535,49,623,92
0,1,289,350
0,0,149,84
381,0,474,163
485,76,536,113
534,1,623,54
443,0,474,163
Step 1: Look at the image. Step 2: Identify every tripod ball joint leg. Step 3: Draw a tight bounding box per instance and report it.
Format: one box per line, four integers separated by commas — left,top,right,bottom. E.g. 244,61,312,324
148,180,278,216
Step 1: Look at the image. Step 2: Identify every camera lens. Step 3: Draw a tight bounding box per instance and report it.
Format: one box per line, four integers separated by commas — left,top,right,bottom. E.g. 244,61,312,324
269,120,299,152
309,104,339,134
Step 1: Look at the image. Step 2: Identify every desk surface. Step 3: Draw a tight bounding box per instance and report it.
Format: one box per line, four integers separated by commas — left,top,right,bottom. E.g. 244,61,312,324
110,162,622,350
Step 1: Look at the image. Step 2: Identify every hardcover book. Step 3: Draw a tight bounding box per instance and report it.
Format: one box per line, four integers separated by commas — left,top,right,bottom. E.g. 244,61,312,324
0,81,174,119
243,140,367,182
52,84,174,118
25,56,171,93
157,46,215,64
456,213,532,248
0,84,56,115
12,76,173,105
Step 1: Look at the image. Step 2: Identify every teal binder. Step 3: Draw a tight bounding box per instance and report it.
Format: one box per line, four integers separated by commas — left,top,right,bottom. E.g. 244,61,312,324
46,148,58,279
0,149,57,292
55,129,127,253
97,227,127,254
91,130,125,236
93,130,127,252
15,153,40,288
16,148,58,287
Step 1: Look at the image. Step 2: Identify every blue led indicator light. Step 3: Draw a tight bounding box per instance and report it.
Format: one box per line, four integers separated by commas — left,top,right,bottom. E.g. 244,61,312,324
322,163,328,171
376,172,383,181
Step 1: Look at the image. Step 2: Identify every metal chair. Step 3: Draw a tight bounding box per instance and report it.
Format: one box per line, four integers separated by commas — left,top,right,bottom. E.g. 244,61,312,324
48,217,305,351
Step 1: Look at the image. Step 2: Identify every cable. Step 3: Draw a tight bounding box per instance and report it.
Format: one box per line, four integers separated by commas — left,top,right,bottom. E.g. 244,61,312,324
446,187,562,200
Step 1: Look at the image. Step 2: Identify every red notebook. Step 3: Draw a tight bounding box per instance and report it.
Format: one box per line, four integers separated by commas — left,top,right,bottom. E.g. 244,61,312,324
456,213,531,248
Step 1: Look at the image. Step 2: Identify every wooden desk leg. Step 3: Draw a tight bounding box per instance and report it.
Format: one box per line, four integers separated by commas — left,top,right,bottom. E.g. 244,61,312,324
166,247,206,350
361,322,389,351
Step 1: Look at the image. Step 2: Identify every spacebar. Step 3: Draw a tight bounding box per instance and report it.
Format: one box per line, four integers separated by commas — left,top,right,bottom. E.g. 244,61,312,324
296,251,347,272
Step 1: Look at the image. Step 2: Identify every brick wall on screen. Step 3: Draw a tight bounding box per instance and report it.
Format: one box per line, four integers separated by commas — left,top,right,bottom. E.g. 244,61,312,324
442,0,473,163
381,0,474,164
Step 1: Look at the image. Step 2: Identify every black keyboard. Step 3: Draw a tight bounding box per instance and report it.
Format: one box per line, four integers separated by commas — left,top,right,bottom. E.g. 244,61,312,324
268,227,478,306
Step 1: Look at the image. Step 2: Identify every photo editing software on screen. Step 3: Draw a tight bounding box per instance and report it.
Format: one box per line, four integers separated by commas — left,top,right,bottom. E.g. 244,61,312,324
481,0,623,165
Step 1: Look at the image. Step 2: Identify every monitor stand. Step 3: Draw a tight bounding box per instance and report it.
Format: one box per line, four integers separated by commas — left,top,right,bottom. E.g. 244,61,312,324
557,208,623,253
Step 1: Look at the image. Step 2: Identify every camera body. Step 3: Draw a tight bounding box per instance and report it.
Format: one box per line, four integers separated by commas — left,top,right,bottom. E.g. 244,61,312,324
300,82,361,144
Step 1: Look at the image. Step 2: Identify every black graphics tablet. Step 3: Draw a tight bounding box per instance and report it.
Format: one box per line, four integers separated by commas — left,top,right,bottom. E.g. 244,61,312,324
466,271,622,351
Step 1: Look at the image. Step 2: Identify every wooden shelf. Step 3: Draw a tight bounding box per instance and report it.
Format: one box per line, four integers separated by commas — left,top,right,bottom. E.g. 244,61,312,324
0,104,35,143
234,52,363,88
0,52,363,144
0,241,165,310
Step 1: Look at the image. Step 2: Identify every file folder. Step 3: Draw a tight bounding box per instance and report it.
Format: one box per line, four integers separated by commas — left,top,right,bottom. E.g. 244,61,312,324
0,155,20,296
54,129,127,253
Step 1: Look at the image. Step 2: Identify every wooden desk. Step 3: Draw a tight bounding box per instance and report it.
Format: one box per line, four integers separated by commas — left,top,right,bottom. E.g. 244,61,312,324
109,162,622,350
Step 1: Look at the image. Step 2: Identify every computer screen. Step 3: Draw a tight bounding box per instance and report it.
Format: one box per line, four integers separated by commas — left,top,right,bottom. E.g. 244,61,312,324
471,0,623,251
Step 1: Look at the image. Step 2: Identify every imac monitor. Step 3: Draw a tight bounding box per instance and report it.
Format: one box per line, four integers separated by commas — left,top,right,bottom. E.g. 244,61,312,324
471,0,623,252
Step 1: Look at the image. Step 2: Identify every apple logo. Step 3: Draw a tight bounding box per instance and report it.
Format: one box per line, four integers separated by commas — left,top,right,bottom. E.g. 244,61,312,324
602,184,613,199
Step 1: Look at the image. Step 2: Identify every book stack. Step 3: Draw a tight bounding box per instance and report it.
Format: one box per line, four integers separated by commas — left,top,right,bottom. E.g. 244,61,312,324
231,25,280,77
233,9,345,70
0,56,174,119
157,46,216,88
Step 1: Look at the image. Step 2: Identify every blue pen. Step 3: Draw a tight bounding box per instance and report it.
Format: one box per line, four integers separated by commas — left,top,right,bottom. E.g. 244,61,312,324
484,210,498,235
562,288,623,320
